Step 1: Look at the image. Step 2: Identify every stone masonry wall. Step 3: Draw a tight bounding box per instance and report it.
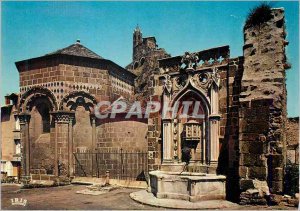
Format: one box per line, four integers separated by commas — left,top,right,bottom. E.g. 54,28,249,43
19,55,135,105
19,59,110,102
147,76,163,171
239,8,288,203
239,99,272,205
218,57,244,202
73,106,93,150
93,118,148,179
96,119,148,151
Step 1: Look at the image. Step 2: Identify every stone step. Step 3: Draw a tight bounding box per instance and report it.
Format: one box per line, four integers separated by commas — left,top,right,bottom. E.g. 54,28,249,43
31,174,55,181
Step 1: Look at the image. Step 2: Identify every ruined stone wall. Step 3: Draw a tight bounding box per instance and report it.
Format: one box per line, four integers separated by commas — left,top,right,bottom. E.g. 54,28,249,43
286,117,299,164
239,8,288,202
239,99,272,205
217,57,244,202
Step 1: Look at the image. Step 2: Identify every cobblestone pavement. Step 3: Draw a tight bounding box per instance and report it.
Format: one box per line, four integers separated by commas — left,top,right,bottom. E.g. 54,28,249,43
1,184,297,210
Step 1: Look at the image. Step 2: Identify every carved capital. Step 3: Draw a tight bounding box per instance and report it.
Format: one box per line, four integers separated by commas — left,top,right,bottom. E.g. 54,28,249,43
163,74,172,94
18,113,31,125
51,111,75,124
209,114,221,123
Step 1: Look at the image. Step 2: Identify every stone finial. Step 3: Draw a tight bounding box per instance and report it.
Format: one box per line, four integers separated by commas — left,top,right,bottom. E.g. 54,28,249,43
181,52,199,70
134,24,141,32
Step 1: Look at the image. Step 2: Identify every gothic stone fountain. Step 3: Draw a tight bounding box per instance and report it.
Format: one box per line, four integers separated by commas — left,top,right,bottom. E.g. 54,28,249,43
148,49,228,202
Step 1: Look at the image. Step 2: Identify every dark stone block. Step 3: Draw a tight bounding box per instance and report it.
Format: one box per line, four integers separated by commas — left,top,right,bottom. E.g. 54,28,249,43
240,179,254,191
240,141,266,154
270,181,283,193
251,98,273,107
248,166,267,180
269,154,284,167
271,167,283,181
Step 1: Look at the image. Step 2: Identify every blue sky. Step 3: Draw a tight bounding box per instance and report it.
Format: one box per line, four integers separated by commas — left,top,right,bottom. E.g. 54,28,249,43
1,1,299,117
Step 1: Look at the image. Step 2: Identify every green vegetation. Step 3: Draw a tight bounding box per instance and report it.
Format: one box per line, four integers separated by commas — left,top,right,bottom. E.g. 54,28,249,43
245,3,273,29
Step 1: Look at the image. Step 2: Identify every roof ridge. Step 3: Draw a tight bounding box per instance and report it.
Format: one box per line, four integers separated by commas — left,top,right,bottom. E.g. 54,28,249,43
45,41,103,59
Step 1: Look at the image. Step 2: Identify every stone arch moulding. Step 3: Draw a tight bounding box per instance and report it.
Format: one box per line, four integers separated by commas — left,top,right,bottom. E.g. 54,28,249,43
59,91,97,112
19,86,58,112
169,80,211,115
168,84,211,159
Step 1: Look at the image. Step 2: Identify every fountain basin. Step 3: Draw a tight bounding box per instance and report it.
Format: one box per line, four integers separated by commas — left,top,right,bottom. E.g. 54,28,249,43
149,171,226,202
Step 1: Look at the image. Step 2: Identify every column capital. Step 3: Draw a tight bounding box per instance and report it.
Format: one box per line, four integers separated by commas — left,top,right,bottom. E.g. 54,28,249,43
18,112,31,124
51,111,75,124
162,118,172,122
209,114,221,121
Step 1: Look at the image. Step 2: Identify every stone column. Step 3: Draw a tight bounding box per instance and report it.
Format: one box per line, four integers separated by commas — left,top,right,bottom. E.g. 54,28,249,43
18,113,31,182
68,115,74,177
90,114,96,176
209,115,220,164
162,84,174,163
162,119,173,163
177,123,183,162
91,114,96,151
202,122,206,164
51,111,75,176
54,118,59,176
209,83,220,165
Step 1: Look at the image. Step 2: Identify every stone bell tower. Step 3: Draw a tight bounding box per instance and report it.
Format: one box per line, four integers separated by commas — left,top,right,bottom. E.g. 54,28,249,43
133,25,142,60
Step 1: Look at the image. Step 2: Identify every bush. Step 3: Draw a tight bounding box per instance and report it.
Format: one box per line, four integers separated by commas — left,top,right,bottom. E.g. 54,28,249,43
245,3,273,29
284,163,299,196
